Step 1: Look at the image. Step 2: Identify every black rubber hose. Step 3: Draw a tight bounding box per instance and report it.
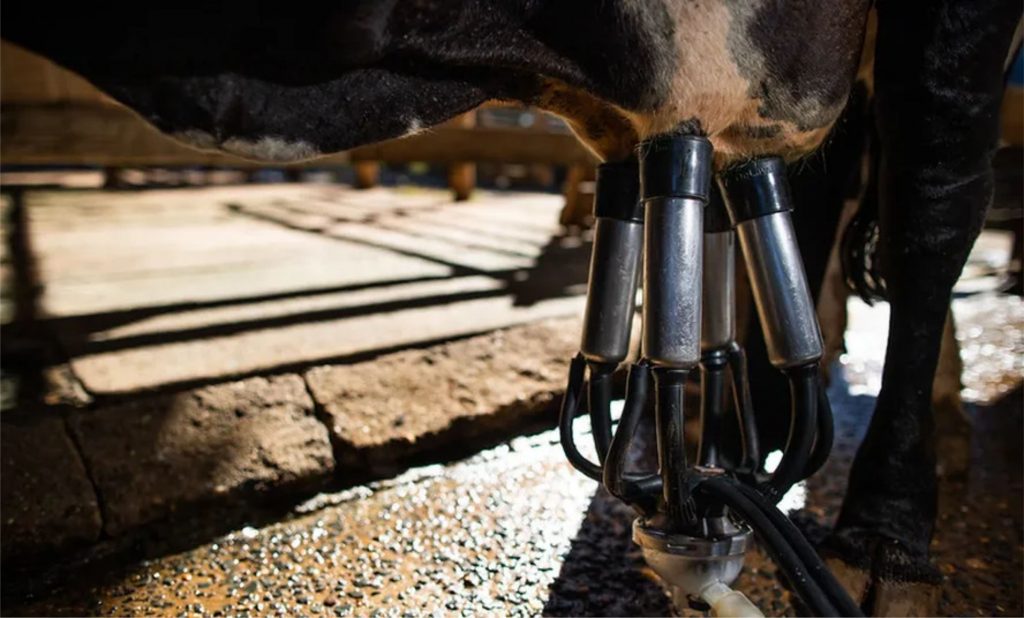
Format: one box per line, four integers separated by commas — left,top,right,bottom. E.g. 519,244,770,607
802,373,835,479
587,362,616,463
698,353,727,467
604,362,661,515
697,477,840,617
727,341,761,471
764,364,818,501
558,353,602,481
653,368,693,531
731,480,864,617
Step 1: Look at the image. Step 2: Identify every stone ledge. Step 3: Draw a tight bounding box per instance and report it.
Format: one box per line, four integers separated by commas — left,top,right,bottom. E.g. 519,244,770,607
67,374,334,536
3,318,585,560
305,317,580,476
1,412,102,561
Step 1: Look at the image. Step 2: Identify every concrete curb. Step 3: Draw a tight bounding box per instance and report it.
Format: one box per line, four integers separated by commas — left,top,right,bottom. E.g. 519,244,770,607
306,316,578,477
67,374,336,537
1,317,581,562
1,412,102,562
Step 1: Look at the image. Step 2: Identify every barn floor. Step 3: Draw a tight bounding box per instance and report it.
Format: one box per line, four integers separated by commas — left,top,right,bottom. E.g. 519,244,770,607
1,177,1021,616
3,366,1021,618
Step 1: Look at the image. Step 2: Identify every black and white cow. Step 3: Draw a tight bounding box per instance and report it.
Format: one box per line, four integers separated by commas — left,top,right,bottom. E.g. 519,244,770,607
4,2,1020,614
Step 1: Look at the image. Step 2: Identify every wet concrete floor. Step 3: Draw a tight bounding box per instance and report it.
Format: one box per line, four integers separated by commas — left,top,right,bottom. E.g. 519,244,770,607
4,361,1020,617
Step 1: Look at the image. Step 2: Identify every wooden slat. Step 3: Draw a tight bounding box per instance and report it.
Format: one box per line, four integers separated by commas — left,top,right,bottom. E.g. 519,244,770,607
0,104,595,167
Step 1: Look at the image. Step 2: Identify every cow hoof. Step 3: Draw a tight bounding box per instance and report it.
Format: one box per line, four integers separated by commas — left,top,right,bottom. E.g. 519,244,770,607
822,532,941,617
871,579,941,617
825,556,872,605
823,555,941,617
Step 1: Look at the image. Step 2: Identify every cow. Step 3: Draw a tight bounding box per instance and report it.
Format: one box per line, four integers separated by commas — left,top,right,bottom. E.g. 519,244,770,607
4,2,1021,614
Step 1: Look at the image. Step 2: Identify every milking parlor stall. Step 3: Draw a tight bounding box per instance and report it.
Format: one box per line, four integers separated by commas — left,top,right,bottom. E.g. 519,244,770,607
1,8,1022,618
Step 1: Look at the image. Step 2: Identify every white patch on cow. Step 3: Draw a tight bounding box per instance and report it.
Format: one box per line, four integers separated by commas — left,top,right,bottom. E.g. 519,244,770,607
171,130,320,162
404,118,424,136
173,129,218,150
221,136,320,162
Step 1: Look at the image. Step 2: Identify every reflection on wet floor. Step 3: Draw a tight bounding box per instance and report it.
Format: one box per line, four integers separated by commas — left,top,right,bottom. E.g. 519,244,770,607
7,435,599,617
953,295,1024,404
4,363,1021,617
841,293,1023,404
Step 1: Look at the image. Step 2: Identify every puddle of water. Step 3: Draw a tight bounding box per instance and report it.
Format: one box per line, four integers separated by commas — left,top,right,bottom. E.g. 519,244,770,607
841,293,1022,404
954,294,1024,404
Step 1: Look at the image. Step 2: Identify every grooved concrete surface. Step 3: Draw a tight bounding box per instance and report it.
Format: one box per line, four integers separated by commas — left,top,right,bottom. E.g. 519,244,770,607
26,185,587,394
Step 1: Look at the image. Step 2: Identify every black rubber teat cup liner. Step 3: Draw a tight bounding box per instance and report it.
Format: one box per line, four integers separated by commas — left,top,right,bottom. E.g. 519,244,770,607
717,156,792,225
637,134,714,203
593,159,643,223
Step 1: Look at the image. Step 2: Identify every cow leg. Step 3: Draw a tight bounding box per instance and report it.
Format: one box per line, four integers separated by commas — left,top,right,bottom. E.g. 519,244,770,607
825,2,1020,614
933,309,970,480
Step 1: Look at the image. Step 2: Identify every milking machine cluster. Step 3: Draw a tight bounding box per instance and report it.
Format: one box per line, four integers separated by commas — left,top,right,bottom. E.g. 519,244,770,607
558,134,862,617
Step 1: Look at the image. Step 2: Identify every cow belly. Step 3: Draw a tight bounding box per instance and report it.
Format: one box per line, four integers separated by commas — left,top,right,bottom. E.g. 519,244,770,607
547,0,870,166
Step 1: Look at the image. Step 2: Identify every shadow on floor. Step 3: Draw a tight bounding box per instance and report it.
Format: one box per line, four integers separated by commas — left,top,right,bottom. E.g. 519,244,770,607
542,489,672,617
543,376,1023,618
8,196,591,396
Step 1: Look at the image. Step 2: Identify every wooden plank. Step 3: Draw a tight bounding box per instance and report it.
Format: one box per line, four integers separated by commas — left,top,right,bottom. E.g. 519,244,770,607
447,111,478,201
0,104,596,167
353,161,381,188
